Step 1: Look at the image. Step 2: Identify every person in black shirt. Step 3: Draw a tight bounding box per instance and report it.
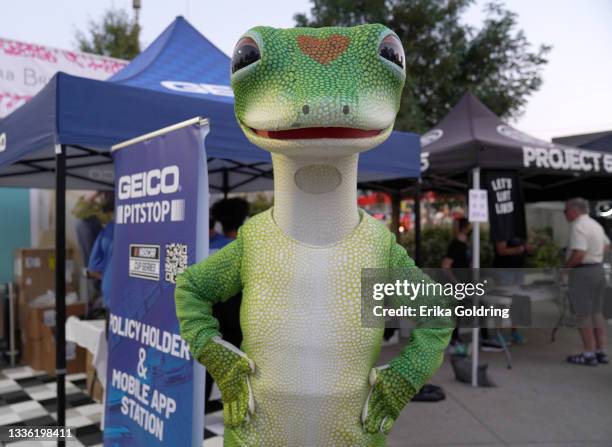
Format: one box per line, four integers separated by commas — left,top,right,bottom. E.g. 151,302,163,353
442,217,471,355
493,237,528,269
443,218,472,269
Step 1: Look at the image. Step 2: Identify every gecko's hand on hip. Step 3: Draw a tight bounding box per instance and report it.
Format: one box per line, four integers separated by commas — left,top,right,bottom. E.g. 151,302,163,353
200,337,256,427
362,365,416,435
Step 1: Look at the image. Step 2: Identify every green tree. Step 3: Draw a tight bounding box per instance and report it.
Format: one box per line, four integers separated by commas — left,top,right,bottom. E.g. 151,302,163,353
75,8,141,60
249,193,273,216
295,0,550,133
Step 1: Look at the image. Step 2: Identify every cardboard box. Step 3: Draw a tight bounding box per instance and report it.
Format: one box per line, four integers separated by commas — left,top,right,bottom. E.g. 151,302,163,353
14,248,75,296
26,302,86,341
24,338,46,371
33,326,86,376
42,328,86,376
21,302,86,372
14,248,75,332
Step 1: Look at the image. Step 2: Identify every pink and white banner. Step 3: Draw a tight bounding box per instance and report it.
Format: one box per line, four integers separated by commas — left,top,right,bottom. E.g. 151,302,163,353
0,37,127,117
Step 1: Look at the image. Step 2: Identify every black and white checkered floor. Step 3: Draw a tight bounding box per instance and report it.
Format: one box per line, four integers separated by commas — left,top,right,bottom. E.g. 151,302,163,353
0,366,225,446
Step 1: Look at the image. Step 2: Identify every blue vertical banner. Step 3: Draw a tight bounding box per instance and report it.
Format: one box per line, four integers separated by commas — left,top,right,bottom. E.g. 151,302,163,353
105,118,209,447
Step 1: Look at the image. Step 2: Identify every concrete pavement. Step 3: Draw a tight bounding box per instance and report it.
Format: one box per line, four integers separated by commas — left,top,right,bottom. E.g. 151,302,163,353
381,327,612,446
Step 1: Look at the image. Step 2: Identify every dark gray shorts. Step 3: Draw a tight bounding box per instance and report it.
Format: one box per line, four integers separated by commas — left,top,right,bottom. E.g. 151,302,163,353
568,264,606,318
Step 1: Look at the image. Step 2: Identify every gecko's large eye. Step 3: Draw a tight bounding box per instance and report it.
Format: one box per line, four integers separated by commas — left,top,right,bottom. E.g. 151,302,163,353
232,37,260,73
379,34,404,70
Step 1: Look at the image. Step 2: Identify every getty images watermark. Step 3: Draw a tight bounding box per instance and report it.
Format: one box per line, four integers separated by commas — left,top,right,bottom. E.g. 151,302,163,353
360,268,602,329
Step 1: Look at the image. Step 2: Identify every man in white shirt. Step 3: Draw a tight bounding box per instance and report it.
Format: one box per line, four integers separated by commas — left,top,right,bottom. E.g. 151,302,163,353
564,198,610,366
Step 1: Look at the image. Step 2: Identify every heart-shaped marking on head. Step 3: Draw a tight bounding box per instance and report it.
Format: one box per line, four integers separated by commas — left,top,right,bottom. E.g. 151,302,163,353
296,34,351,65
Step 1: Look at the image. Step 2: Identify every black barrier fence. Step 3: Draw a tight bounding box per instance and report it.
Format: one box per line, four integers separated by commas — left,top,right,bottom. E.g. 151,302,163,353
361,267,612,329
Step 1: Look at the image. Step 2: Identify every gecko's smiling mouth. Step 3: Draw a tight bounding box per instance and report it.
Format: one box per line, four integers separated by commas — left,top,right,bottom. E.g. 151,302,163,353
252,127,383,139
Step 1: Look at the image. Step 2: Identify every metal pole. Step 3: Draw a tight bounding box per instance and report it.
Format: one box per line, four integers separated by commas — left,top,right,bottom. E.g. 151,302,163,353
55,144,66,445
471,167,480,387
414,180,422,266
390,192,401,242
222,168,229,198
8,283,16,367
133,0,141,25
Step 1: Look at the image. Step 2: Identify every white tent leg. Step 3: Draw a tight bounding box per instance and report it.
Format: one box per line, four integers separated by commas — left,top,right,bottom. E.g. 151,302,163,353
471,167,480,387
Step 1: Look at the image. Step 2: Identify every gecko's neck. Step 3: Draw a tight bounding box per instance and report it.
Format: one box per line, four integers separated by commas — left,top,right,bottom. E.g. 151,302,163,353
271,152,360,246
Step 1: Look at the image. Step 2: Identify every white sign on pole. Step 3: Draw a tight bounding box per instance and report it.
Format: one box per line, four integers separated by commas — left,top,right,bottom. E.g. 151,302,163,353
469,188,488,223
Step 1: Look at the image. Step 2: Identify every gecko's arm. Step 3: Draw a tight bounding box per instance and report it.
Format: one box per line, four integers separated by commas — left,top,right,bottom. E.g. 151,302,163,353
175,232,255,427
363,241,454,434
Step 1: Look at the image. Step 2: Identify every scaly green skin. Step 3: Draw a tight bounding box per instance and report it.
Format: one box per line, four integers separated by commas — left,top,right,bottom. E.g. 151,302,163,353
233,24,405,156
175,24,453,446
201,338,254,427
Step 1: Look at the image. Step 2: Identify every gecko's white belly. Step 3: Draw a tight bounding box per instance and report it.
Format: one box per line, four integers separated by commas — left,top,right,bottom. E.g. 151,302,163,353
234,209,390,446
241,249,383,445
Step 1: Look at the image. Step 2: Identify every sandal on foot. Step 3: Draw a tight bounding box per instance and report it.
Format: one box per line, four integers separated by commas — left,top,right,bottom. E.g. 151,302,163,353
596,352,609,364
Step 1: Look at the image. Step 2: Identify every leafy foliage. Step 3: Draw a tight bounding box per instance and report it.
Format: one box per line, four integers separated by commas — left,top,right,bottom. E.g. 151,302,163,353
526,227,562,268
400,224,494,267
75,8,141,60
248,193,273,216
295,0,550,133
400,224,561,268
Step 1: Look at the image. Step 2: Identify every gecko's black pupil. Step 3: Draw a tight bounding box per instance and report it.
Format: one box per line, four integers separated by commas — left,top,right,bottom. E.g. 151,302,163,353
379,37,404,69
232,40,260,73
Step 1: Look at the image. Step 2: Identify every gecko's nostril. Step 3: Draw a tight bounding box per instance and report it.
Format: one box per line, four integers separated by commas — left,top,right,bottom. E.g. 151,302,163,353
342,105,350,115
302,104,310,115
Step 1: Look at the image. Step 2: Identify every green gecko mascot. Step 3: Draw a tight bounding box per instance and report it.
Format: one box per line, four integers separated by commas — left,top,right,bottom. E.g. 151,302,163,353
175,24,453,447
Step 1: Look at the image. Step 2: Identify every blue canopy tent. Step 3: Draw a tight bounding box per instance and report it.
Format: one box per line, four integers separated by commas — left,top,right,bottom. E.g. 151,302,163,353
0,16,420,431
109,16,234,102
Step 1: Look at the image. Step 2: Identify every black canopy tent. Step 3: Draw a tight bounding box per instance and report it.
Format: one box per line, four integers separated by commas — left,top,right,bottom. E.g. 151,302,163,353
553,130,612,153
553,130,612,222
578,134,612,154
413,92,612,386
419,92,612,201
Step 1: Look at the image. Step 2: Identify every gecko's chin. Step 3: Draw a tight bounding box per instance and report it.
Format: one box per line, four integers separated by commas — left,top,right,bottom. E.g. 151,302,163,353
251,127,383,140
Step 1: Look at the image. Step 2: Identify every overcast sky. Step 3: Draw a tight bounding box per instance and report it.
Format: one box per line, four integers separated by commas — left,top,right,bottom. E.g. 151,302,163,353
1,0,610,141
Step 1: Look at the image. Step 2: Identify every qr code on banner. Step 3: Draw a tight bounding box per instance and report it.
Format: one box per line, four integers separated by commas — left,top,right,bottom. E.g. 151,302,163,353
165,243,188,284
